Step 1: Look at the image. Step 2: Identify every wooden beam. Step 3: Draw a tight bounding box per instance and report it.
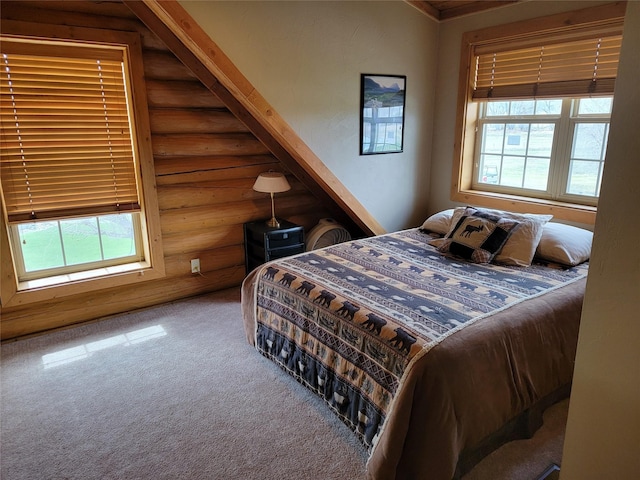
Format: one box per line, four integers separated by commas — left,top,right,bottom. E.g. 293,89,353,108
123,0,384,237
405,1,520,21
405,1,441,20
437,1,519,21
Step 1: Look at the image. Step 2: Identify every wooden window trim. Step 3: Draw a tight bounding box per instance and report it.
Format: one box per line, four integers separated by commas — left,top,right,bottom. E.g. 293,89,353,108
451,2,627,225
0,21,164,308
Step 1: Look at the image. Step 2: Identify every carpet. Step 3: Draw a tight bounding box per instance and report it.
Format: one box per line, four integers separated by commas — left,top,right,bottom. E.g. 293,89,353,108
1,288,567,479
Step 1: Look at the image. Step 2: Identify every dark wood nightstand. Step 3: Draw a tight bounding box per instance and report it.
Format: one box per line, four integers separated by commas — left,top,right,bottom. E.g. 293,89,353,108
244,220,305,274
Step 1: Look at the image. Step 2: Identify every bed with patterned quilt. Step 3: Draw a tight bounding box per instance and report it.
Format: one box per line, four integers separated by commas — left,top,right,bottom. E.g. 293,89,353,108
241,207,592,480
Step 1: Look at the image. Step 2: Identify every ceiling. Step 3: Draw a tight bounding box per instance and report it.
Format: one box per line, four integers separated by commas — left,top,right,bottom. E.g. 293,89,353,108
406,1,520,21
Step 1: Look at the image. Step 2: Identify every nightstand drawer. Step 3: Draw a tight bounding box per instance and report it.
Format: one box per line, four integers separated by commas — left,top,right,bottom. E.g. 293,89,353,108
246,239,304,261
265,229,304,249
267,244,305,261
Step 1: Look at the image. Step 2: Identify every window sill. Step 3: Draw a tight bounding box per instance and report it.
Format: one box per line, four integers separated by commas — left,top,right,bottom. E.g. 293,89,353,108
2,261,165,309
17,262,151,291
451,188,596,226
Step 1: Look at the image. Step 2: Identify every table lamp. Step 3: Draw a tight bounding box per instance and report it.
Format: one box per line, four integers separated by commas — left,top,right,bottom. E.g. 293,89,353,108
252,172,291,228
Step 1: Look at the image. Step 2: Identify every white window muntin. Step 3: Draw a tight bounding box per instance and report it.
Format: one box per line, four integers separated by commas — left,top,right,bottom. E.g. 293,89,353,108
473,97,611,205
9,213,143,282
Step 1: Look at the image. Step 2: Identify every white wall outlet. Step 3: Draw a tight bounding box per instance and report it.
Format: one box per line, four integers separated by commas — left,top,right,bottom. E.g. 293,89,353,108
190,258,200,274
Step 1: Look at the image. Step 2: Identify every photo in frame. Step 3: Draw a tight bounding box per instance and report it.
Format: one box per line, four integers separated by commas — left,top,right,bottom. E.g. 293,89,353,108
360,74,406,155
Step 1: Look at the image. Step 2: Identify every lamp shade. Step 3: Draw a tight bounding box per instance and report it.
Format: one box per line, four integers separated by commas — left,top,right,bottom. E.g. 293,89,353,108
252,172,291,194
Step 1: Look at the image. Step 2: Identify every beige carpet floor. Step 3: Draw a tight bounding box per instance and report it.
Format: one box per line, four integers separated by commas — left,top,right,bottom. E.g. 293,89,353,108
1,287,566,479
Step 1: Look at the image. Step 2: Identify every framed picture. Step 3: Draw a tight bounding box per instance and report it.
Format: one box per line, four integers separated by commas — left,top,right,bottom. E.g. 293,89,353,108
360,74,406,155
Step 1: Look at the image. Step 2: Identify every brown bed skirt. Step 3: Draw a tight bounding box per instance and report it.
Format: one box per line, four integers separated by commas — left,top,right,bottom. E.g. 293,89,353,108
454,383,571,478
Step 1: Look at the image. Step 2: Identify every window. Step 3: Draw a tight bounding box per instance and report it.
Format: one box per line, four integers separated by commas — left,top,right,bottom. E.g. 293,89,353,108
11,214,142,282
451,3,626,224
0,24,164,306
475,96,612,204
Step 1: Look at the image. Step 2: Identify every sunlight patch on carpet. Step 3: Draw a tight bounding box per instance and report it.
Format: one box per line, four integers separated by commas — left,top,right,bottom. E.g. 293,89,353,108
42,325,167,369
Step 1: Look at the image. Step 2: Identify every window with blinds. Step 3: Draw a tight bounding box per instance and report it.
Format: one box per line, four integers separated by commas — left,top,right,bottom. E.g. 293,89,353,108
0,38,140,223
472,31,623,100
0,25,163,307
0,35,149,285
451,3,626,222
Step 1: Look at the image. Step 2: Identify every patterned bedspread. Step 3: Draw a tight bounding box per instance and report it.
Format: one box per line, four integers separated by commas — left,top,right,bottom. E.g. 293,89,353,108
247,228,588,456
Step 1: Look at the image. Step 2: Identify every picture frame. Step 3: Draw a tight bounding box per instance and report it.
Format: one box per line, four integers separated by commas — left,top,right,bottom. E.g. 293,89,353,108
360,74,406,155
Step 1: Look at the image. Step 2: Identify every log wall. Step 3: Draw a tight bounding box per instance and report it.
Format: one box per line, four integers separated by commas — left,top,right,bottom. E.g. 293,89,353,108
0,0,333,339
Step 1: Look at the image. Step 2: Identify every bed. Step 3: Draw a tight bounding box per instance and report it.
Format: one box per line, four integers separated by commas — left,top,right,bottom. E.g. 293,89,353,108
241,206,592,480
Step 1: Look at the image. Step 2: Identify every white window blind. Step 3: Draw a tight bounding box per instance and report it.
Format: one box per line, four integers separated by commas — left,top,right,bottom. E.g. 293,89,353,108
0,38,140,223
473,29,623,99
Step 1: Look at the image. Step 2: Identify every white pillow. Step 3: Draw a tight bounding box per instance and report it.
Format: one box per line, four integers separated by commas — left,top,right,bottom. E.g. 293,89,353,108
535,222,593,266
420,209,455,235
424,206,552,266
422,206,558,266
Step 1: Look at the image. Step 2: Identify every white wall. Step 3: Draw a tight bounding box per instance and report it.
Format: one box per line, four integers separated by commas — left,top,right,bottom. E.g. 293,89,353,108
179,0,438,232
560,2,640,478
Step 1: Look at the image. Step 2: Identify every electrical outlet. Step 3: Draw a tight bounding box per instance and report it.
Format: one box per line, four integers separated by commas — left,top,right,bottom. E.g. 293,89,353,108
190,258,200,274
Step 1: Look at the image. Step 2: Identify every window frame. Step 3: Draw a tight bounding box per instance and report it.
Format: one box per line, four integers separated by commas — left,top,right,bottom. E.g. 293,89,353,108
1,22,164,308
472,97,612,205
450,2,626,225
9,213,145,282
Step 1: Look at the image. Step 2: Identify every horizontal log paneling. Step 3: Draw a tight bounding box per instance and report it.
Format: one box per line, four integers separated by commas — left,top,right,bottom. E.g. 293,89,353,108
159,194,320,234
157,177,307,211
0,2,140,32
152,133,271,157
143,50,197,80
154,155,278,178
162,225,244,256
146,79,227,109
149,109,249,134
164,245,244,277
1,0,139,19
0,0,334,340
157,164,282,187
158,180,256,211
135,23,172,51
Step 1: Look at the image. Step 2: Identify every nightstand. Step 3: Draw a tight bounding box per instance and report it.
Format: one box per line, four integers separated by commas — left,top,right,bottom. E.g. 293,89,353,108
244,220,305,274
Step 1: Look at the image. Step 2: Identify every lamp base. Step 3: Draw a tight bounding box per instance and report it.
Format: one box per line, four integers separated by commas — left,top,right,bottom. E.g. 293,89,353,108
265,217,280,228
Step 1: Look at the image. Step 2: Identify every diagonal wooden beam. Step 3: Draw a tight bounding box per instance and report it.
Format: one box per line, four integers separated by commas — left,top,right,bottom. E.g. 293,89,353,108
124,0,385,237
